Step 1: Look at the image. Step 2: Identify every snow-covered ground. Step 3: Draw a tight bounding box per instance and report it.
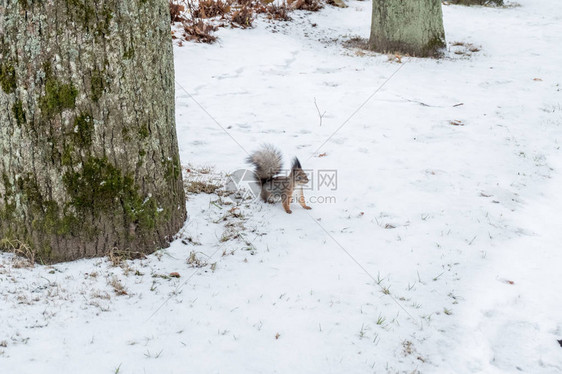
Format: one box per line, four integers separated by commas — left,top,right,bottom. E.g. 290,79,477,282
2,1,562,373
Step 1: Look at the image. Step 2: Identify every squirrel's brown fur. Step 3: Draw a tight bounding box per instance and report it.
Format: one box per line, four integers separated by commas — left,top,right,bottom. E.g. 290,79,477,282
247,145,311,214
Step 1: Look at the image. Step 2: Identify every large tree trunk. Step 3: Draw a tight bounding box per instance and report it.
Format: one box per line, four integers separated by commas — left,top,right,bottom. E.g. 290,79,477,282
0,0,186,263
369,0,446,57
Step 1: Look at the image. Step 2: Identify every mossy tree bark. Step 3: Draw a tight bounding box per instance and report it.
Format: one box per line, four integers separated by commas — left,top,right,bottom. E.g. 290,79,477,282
0,0,186,263
369,0,446,57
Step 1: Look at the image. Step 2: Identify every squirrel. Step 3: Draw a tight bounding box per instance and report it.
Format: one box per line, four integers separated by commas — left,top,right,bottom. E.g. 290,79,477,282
247,144,312,214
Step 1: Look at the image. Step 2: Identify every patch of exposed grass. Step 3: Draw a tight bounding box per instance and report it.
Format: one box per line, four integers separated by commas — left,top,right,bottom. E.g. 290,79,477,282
187,251,208,267
183,165,226,195
169,0,324,44
194,0,232,18
0,238,35,267
231,6,254,28
108,275,128,295
288,0,323,11
183,19,219,43
185,180,222,194
108,248,147,267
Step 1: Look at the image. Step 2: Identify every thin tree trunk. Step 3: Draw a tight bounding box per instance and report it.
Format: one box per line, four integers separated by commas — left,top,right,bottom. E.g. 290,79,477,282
0,0,186,263
369,0,446,57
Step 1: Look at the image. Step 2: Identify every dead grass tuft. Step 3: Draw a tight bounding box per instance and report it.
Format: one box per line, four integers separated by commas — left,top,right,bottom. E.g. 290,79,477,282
187,251,208,268
288,0,323,11
197,165,214,174
169,1,187,22
91,289,111,300
236,0,256,6
231,6,254,28
108,275,128,296
169,0,317,44
402,340,414,356
0,238,36,267
266,3,292,21
108,248,147,267
185,180,222,194
343,36,369,50
220,229,241,242
183,19,219,43
183,165,226,195
194,0,232,19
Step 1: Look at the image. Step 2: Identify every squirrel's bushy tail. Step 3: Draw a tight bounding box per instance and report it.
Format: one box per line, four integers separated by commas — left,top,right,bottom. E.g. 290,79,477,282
247,144,283,183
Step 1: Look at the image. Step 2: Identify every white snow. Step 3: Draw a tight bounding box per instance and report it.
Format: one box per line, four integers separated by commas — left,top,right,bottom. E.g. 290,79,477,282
2,1,562,373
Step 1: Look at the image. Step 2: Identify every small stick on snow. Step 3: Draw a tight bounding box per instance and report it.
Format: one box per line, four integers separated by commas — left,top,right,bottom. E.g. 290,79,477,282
314,97,326,127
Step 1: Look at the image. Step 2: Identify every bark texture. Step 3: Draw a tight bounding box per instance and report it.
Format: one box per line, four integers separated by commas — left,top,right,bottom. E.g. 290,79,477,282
369,0,446,57
0,0,186,263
